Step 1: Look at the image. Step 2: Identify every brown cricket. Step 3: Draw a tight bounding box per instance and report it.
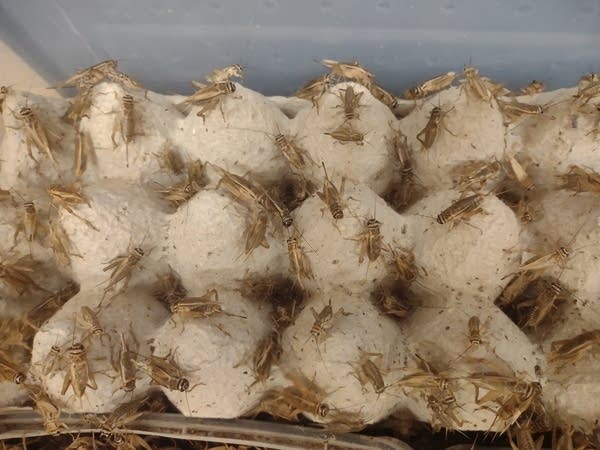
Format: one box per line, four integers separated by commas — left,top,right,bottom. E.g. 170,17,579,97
294,73,334,106
460,66,494,102
0,85,8,113
520,80,545,95
133,349,199,392
497,98,545,123
324,123,365,144
386,129,424,211
180,81,236,109
352,349,386,394
574,79,600,105
403,71,457,100
355,217,383,263
105,69,145,91
48,183,98,231
94,396,148,443
152,267,187,307
205,64,244,84
557,165,600,194
369,83,398,111
154,146,185,175
242,205,270,256
287,236,314,288
54,60,118,89
0,349,26,384
496,270,542,307
390,127,412,175
112,434,153,450
25,281,80,330
260,189,294,228
61,342,98,399
508,423,543,450
102,246,145,300
518,279,564,333
0,254,46,295
77,306,111,344
155,159,205,207
253,370,331,421
13,106,59,167
394,354,452,393
27,384,68,435
517,247,570,273
41,344,62,376
317,162,345,219
214,166,275,215
47,218,81,266
214,165,264,204
453,316,484,361
505,154,535,190
427,393,464,431
452,159,503,191
467,316,482,346
580,72,600,85
170,288,245,320
321,59,374,87
251,330,282,386
436,193,485,227
371,285,413,319
395,356,461,430
0,317,32,351
273,133,311,171
549,329,600,367
195,96,225,123
308,299,347,348
111,94,137,167
13,200,40,252
468,372,545,431
496,190,537,224
155,179,202,208
416,106,455,149
63,85,95,125
335,85,364,121
112,329,139,392
73,130,92,179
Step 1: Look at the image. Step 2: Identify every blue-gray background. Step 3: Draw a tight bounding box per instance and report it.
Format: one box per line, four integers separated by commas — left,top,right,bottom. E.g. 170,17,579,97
1,0,599,96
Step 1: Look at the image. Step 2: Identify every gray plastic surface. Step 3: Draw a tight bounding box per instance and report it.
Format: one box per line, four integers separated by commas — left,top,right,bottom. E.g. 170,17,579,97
1,1,600,95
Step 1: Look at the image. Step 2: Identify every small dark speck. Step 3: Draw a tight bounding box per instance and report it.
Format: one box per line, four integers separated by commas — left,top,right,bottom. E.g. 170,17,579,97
515,4,533,15
441,3,454,14
445,326,450,330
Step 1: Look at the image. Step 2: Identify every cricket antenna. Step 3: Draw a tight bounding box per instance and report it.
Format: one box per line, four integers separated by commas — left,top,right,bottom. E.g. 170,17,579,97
321,161,329,179
71,312,77,345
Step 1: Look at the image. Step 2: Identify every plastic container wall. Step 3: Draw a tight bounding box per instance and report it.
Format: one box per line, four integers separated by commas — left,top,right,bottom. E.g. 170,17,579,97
1,0,600,95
